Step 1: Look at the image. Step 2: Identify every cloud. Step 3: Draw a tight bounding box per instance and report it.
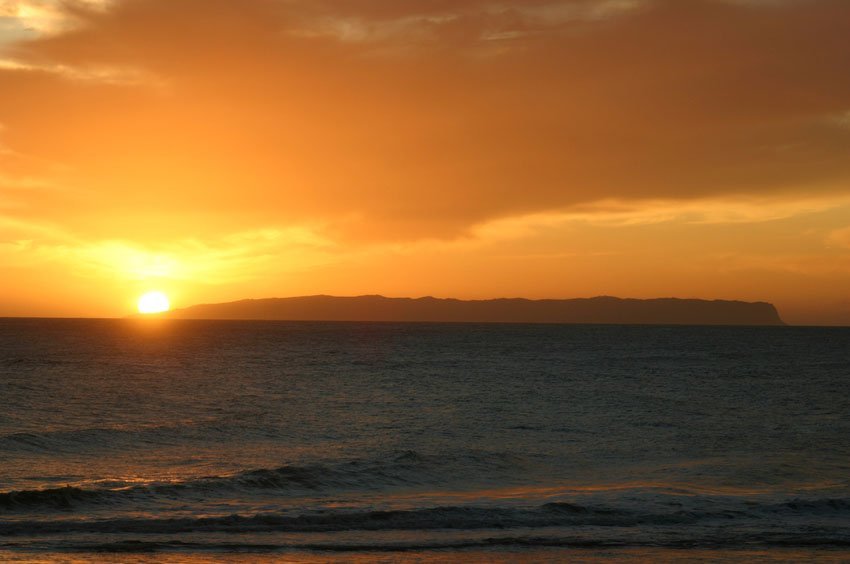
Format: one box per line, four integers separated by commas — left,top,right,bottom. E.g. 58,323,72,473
827,227,850,250
0,0,849,244
0,1,66,39
0,218,337,285
463,194,849,244
68,227,334,283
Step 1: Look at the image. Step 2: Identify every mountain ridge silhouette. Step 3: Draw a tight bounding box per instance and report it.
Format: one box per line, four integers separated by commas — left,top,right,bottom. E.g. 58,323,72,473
159,295,785,326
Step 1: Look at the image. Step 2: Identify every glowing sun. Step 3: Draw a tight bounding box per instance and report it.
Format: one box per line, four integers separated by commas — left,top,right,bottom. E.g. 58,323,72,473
138,291,170,314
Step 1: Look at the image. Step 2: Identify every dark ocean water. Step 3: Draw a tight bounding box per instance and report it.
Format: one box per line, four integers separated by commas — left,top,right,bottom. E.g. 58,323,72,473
0,319,848,561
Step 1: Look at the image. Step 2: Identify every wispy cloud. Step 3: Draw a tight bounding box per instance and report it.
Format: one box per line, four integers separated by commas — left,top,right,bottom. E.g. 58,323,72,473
0,222,337,284
827,226,850,250
469,195,850,243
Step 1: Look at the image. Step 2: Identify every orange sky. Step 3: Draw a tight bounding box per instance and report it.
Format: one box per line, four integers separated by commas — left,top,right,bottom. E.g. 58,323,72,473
1,0,849,324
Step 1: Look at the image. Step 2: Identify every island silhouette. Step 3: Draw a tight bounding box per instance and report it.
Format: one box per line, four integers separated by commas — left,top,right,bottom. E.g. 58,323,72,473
160,295,785,326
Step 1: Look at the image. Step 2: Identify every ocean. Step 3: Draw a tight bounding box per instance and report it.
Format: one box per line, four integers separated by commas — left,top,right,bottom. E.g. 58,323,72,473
0,318,848,562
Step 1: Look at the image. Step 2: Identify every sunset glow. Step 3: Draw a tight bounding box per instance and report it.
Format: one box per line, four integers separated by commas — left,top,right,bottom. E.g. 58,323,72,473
0,0,848,324
137,291,170,315
2,2,849,559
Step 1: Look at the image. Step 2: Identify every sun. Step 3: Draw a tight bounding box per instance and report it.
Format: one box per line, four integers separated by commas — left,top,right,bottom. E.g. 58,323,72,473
138,291,170,314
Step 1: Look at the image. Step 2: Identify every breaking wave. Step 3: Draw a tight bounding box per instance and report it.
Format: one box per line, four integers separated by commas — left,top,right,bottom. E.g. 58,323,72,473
0,499,849,542
0,450,520,511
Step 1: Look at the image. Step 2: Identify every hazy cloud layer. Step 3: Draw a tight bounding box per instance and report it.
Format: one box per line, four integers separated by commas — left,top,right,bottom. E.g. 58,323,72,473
0,0,848,241
1,0,850,321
